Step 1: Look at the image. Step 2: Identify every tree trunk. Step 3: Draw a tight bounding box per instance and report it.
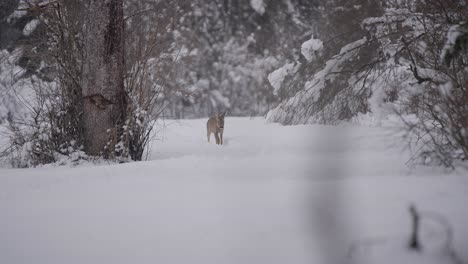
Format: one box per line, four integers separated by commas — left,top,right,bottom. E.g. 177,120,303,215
82,0,127,157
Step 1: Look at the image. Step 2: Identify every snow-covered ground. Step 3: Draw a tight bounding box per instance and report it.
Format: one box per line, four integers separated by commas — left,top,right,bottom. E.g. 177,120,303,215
0,117,467,264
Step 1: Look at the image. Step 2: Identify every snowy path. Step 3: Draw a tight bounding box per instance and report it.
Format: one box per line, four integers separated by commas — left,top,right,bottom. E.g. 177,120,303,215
0,118,467,264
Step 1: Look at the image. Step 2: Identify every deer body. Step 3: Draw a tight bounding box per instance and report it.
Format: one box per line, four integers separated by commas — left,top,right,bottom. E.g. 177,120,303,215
207,113,225,145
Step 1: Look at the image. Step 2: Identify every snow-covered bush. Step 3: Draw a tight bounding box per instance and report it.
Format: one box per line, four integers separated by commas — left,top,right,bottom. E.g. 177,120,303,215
374,2,468,167
0,73,88,167
267,0,385,125
267,36,377,124
267,0,467,166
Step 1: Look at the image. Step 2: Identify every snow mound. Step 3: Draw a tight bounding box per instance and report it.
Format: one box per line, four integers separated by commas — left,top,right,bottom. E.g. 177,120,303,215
250,0,266,15
23,19,40,36
301,36,323,62
267,63,297,95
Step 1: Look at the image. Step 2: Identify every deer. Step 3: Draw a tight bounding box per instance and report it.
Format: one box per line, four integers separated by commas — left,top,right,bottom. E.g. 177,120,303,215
207,112,226,145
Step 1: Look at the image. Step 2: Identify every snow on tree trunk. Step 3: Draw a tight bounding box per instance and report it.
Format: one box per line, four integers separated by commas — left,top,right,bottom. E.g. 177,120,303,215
82,0,127,157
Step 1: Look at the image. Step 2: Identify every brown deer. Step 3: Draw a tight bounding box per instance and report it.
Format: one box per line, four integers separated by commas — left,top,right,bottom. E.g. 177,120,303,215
207,112,226,145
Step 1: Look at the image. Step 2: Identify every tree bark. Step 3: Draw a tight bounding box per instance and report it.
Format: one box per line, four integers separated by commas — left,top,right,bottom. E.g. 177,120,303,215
82,0,127,156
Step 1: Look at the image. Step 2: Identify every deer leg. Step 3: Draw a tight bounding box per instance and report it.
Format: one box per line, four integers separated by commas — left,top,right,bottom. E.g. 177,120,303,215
220,132,223,145
207,131,210,142
215,132,220,144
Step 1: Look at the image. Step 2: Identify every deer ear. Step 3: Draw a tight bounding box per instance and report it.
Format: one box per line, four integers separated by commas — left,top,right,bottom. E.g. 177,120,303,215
222,111,226,117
